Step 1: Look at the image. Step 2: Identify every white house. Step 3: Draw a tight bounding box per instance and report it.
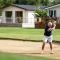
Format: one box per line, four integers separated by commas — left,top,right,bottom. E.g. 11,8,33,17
48,4,60,23
0,4,47,28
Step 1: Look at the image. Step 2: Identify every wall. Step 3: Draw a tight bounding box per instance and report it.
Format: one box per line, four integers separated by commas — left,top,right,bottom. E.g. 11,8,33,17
2,6,26,24
48,6,60,17
22,11,35,28
2,6,35,28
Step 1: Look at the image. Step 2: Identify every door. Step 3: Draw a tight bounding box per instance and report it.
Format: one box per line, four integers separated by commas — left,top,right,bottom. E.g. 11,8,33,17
15,11,23,23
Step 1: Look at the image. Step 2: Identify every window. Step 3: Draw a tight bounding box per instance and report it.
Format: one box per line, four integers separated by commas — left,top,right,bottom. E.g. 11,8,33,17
49,10,53,17
49,10,51,16
5,11,12,23
54,10,56,17
5,11,12,17
50,10,53,17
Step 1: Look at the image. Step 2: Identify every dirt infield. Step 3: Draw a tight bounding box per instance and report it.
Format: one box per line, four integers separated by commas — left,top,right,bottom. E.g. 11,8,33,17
0,40,60,59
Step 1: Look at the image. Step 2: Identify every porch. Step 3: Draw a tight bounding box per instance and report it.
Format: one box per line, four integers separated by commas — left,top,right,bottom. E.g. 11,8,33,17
4,11,23,24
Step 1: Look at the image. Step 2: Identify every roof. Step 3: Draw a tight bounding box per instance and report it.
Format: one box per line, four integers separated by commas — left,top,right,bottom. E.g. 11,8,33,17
39,6,48,9
48,4,60,9
13,5,36,11
12,4,48,11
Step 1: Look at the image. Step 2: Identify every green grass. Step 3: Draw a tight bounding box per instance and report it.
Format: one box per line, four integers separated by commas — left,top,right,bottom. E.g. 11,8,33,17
0,27,60,41
0,53,56,60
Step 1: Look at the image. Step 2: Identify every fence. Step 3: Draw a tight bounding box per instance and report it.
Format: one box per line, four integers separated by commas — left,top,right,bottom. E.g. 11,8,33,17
56,17,60,23
0,16,60,28
35,21,60,29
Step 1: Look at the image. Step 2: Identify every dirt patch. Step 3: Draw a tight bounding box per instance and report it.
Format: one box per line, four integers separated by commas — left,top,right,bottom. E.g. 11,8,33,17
0,40,60,59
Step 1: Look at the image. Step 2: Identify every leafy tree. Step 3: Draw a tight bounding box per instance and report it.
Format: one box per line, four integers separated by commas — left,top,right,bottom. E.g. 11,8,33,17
15,0,40,5
50,0,60,6
40,0,49,6
0,0,15,8
54,0,60,4
0,0,4,8
28,0,40,5
34,9,48,21
3,0,15,7
15,0,49,6
15,0,27,5
35,9,48,18
0,0,15,15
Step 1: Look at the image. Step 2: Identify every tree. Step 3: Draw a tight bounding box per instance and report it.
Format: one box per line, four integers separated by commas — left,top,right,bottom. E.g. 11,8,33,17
3,0,15,7
0,0,15,16
35,9,48,21
54,0,60,4
15,0,27,5
15,0,50,6
40,0,49,6
0,0,15,8
49,0,60,6
35,9,47,17
27,0,40,5
0,0,4,8
15,0,41,5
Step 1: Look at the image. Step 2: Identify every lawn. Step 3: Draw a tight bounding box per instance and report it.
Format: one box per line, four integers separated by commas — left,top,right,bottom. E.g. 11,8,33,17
0,27,60,41
0,53,56,60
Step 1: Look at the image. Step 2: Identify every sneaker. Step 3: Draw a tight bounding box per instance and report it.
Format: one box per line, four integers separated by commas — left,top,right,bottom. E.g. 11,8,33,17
50,50,54,54
41,50,44,54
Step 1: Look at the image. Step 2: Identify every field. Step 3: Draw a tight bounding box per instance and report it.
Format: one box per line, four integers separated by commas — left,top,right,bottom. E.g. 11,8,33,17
0,27,60,41
0,52,56,60
0,40,59,60
0,27,60,60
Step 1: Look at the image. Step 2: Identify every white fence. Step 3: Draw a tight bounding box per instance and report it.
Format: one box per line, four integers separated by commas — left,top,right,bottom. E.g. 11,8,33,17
0,16,2,23
57,17,60,23
0,17,35,24
0,16,60,24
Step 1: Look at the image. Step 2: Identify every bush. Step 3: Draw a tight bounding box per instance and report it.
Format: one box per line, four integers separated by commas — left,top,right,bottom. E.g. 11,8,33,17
34,9,48,18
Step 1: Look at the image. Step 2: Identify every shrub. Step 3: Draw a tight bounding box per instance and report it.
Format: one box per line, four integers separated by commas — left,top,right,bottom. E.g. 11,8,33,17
34,9,48,18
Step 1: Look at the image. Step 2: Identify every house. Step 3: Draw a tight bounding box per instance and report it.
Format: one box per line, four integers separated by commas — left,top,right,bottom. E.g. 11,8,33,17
0,4,47,28
48,4,60,23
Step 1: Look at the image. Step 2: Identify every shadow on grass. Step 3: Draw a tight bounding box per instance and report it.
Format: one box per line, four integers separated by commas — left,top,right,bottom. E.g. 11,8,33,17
0,37,60,44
